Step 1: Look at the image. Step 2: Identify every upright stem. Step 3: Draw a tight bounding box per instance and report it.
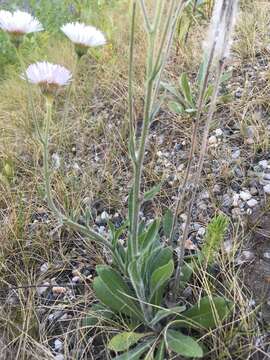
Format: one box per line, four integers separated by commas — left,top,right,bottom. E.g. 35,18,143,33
131,32,155,257
128,1,137,163
169,42,217,245
173,59,225,299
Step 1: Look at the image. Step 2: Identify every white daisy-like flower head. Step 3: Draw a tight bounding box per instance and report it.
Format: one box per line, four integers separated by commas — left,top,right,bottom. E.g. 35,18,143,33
23,61,72,95
61,22,106,57
0,10,43,35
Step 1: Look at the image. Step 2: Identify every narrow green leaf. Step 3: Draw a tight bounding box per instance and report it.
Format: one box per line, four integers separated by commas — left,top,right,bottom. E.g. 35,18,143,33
182,296,233,329
108,332,148,352
139,220,160,252
128,188,134,227
94,266,143,320
168,101,184,114
128,260,146,303
154,340,165,360
149,306,186,326
150,259,174,305
180,73,194,106
143,184,162,202
163,209,173,238
166,330,203,358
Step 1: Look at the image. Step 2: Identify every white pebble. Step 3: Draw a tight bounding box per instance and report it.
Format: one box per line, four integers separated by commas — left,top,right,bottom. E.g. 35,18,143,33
208,135,217,145
259,160,268,169
40,263,49,273
239,190,252,201
100,211,109,221
233,193,240,206
232,149,241,159
54,339,63,351
36,282,50,296
263,184,270,194
72,276,80,283
215,128,223,137
197,227,206,236
247,199,258,208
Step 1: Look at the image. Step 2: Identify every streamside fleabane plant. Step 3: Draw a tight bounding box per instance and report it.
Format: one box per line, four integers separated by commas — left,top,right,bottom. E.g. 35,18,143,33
61,22,106,57
18,0,239,358
23,61,72,95
0,10,43,47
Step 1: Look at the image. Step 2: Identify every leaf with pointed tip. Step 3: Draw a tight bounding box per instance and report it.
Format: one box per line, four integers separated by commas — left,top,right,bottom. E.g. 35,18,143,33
139,220,160,252
108,332,149,352
179,73,194,107
150,259,174,305
113,339,155,360
94,266,143,320
181,296,233,329
163,209,173,239
143,184,162,203
166,330,203,358
149,306,186,326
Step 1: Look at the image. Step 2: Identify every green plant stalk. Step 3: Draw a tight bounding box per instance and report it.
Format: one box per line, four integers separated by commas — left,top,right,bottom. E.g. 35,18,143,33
151,0,188,111
173,59,225,300
139,0,152,33
130,31,155,258
168,42,216,246
42,97,112,252
130,0,188,258
128,1,137,165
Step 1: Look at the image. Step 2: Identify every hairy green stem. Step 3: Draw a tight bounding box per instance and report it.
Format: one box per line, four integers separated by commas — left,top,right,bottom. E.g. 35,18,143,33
128,1,137,164
173,59,225,300
168,42,217,246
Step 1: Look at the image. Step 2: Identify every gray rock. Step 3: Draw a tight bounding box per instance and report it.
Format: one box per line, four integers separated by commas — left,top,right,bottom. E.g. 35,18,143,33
259,160,269,169
239,190,252,201
247,199,258,208
264,184,270,194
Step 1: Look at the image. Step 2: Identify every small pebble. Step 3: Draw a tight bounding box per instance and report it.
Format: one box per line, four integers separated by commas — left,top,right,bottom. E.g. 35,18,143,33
263,251,270,260
239,190,252,201
72,276,80,283
232,149,241,159
250,187,258,196
54,339,63,351
263,184,270,194
215,128,223,137
100,211,109,222
232,193,240,207
52,287,67,295
213,184,221,194
40,262,49,273
247,199,258,208
37,282,50,296
208,135,217,145
259,160,268,169
263,173,270,181
197,227,206,237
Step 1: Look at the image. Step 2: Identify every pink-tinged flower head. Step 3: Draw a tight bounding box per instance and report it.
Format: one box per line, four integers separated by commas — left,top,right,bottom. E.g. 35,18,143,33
0,10,43,35
61,22,106,57
23,61,72,95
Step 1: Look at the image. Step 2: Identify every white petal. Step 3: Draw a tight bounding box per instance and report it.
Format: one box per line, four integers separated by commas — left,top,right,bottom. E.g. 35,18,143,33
61,22,106,47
